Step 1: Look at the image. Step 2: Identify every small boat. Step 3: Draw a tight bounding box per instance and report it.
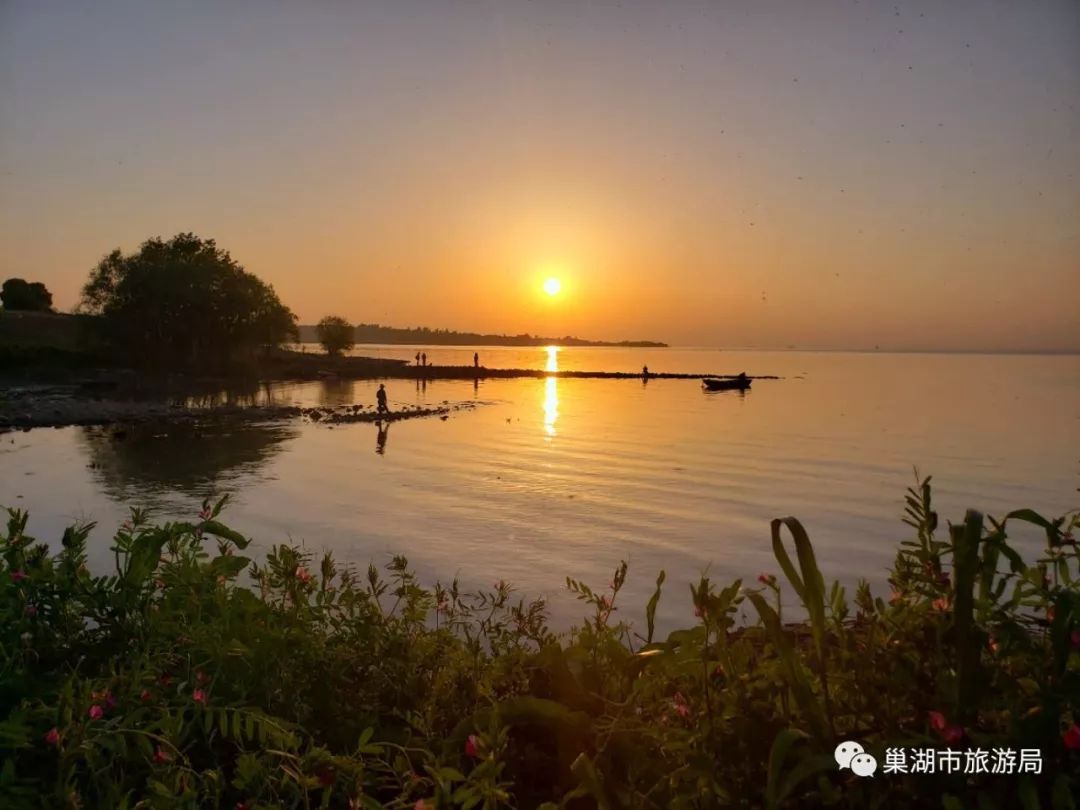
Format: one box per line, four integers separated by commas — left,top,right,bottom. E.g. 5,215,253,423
702,377,751,391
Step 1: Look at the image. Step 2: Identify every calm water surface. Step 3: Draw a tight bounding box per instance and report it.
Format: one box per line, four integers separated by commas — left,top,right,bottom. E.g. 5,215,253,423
3,348,1078,629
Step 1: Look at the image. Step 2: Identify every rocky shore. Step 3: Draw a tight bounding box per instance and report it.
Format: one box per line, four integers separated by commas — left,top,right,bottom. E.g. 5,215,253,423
0,387,480,432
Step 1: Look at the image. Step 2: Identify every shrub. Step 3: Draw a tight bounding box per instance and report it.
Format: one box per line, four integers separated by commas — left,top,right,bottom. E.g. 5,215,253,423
0,478,1077,808
79,234,297,370
1,278,53,312
316,316,355,357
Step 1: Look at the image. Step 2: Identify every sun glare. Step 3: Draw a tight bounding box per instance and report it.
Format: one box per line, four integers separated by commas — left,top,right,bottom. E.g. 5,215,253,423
542,277,562,296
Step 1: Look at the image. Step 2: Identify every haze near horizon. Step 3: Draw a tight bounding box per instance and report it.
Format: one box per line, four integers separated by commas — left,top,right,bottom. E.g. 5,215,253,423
1,0,1078,351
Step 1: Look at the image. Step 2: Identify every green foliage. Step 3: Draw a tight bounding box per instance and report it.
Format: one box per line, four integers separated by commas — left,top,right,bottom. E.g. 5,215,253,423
79,233,298,370
1,278,53,312
1,478,1078,808
316,315,356,357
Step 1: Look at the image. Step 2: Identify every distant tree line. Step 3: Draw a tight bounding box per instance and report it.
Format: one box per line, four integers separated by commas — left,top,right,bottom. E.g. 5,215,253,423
296,322,666,348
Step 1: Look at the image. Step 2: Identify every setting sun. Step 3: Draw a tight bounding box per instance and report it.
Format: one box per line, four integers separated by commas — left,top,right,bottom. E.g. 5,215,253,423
542,277,562,297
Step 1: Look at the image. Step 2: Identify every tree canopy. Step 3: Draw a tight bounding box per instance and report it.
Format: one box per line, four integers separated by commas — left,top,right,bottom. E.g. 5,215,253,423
316,316,355,357
80,233,297,369
1,278,53,311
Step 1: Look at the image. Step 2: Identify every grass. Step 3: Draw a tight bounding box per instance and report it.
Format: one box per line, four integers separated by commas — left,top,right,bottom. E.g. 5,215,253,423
1,476,1078,809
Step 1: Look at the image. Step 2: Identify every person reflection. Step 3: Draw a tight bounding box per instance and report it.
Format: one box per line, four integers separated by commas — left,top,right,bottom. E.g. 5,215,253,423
375,420,389,455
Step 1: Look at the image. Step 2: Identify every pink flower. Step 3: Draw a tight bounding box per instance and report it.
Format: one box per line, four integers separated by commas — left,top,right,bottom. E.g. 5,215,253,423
672,691,690,718
757,573,776,586
693,605,704,618
988,637,1000,655
932,597,950,612
942,724,964,745
88,705,103,720
140,689,152,702
44,727,60,746
599,595,611,610
192,689,207,705
414,800,429,810
198,507,212,521
464,734,480,758
928,711,947,732
153,747,171,764
1064,724,1080,751
295,566,313,584
10,569,27,583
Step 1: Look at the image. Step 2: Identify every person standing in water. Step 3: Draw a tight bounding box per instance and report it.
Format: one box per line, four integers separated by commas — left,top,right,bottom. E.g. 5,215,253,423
415,351,421,366
421,352,427,367
474,352,479,368
376,383,389,414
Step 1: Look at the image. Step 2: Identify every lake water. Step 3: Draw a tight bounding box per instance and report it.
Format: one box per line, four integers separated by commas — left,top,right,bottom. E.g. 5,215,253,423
3,347,1078,630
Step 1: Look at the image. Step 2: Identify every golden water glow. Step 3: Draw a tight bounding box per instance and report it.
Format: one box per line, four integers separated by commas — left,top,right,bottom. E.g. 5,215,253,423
542,277,562,297
543,346,559,437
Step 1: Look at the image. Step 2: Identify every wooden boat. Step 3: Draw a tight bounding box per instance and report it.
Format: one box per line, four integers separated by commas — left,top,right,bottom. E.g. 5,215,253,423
702,377,751,391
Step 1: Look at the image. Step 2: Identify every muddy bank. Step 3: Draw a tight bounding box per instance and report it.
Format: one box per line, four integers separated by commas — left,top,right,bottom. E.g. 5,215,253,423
0,389,481,432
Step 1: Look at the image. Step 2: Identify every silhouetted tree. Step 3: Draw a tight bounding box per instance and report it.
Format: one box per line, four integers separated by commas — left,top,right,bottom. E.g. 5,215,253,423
316,316,355,357
79,233,297,369
1,278,53,311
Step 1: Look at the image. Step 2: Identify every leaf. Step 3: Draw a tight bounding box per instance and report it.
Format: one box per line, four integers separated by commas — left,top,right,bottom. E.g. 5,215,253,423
208,555,251,579
645,570,665,644
200,520,250,549
765,728,807,808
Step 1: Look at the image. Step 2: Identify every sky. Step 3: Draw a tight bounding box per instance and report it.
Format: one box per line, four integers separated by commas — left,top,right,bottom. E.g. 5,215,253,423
1,0,1078,351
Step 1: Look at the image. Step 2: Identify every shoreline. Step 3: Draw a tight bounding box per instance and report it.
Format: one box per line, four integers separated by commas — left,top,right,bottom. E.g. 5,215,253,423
0,394,481,432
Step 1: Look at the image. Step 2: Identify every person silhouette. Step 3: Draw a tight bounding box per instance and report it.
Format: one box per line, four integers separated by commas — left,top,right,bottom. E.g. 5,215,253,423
415,351,421,366
421,352,427,367
376,383,389,414
642,364,649,378
474,352,479,368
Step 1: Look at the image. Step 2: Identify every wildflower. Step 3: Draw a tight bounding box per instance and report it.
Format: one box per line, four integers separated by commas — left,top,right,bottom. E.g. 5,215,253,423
988,637,1000,655
464,734,480,758
44,727,61,746
192,689,208,705
757,573,776,586
140,689,152,702
673,691,690,718
1064,724,1080,750
932,597,950,612
942,724,964,744
693,605,704,618
414,801,430,810
198,506,212,521
1047,606,1056,622
153,747,171,764
295,566,313,584
10,569,27,583
88,705,103,720
599,595,612,611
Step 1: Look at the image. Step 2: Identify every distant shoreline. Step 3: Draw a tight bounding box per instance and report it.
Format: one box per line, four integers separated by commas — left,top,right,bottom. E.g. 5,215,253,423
296,323,667,348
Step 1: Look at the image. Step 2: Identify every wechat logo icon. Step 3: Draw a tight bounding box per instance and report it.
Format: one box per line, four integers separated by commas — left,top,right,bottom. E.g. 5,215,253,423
835,741,878,777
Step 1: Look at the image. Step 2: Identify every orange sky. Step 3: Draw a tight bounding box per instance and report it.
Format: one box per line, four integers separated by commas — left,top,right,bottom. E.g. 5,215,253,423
1,1,1078,351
